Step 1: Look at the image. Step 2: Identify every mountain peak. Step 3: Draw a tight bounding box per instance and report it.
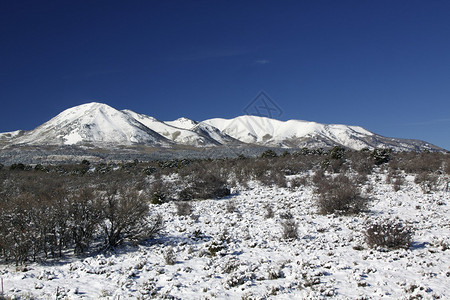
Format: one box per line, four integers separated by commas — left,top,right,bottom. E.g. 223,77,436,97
165,117,198,130
0,103,443,152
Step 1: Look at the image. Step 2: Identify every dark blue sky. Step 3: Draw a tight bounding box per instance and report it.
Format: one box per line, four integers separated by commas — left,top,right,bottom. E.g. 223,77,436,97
1,0,449,150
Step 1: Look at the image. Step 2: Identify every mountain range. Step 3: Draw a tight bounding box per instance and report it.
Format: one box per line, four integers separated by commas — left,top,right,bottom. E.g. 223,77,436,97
0,102,442,152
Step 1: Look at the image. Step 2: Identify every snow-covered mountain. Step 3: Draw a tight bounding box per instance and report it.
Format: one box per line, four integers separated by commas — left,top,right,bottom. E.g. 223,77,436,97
202,115,441,151
165,117,199,130
122,110,222,147
7,103,172,147
0,102,443,151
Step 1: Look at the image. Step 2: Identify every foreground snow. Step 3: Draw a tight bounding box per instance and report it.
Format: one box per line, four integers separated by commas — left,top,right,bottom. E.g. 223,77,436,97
1,173,449,299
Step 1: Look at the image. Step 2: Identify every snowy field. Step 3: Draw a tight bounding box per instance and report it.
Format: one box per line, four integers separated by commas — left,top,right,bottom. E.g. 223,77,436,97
1,171,449,299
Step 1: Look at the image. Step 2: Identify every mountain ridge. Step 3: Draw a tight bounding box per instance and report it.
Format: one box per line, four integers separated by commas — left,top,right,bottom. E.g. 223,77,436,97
0,102,444,152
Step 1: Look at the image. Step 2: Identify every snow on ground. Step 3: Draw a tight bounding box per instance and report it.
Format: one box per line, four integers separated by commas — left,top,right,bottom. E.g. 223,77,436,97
1,172,449,299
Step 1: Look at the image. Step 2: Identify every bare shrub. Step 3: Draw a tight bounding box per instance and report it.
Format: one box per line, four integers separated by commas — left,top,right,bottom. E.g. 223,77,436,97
150,180,168,205
259,170,287,187
350,150,374,176
163,246,176,265
179,172,230,200
393,177,404,192
264,204,274,219
444,158,450,175
279,210,293,220
397,152,444,174
365,219,413,250
101,188,157,248
371,149,391,165
281,219,298,240
328,158,346,174
289,176,308,190
315,174,368,215
68,188,103,254
175,201,193,216
414,172,439,193
386,170,404,192
226,200,237,213
312,169,327,190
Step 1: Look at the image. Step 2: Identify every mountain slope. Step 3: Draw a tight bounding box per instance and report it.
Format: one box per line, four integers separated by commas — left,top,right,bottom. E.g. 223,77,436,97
122,110,220,146
165,117,199,130
10,103,171,147
0,103,443,152
202,115,441,151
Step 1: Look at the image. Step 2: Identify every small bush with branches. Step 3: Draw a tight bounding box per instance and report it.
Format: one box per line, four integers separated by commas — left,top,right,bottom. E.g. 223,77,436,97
281,219,299,240
315,174,368,215
365,218,413,250
175,201,193,216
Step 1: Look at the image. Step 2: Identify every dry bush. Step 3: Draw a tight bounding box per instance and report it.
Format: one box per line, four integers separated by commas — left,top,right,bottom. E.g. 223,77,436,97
386,170,405,192
163,246,176,265
394,152,444,174
392,177,404,192
349,150,374,176
178,169,230,201
258,170,287,187
328,158,347,173
315,174,368,215
288,176,309,191
68,188,103,254
150,179,168,205
279,210,293,220
101,187,160,248
264,204,275,219
226,200,237,213
281,219,298,240
312,169,327,190
414,172,439,193
175,201,193,216
445,157,450,175
365,219,413,250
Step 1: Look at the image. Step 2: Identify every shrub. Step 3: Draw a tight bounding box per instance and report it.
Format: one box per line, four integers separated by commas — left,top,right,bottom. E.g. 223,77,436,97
414,171,439,193
175,201,193,216
444,158,450,175
163,246,176,265
264,204,274,219
281,219,298,240
328,158,346,173
350,151,373,176
258,170,287,187
101,188,159,248
392,177,404,192
179,172,230,200
329,146,346,160
365,219,413,250
261,149,278,158
289,176,308,190
68,188,103,254
315,174,368,215
372,149,391,165
151,191,165,205
226,200,237,213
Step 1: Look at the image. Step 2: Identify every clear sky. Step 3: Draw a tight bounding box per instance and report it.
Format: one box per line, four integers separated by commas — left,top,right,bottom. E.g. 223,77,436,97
1,0,449,150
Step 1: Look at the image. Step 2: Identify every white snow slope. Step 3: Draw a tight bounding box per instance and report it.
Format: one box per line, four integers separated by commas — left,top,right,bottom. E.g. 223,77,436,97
122,110,220,146
0,102,442,151
10,103,172,147
203,116,374,150
1,171,449,299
